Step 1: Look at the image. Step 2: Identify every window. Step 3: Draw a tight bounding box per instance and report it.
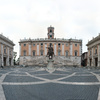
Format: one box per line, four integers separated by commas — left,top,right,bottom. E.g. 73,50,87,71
50,43,52,45
23,50,26,56
75,51,77,56
95,49,97,54
4,48,6,54
66,43,68,47
75,44,77,47
50,35,52,38
41,43,43,46
50,29,52,32
66,51,68,56
58,43,60,47
10,50,11,55
33,51,35,56
33,44,35,46
41,51,43,55
58,51,60,56
90,50,91,55
24,44,26,46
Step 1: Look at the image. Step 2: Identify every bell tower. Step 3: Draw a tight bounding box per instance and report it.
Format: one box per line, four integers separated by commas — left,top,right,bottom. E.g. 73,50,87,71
47,25,54,39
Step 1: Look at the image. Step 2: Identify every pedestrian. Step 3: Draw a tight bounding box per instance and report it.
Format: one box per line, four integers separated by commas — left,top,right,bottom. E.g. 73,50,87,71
1,65,3,68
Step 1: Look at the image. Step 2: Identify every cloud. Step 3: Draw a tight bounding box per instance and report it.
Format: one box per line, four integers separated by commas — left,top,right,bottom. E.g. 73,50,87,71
0,0,100,58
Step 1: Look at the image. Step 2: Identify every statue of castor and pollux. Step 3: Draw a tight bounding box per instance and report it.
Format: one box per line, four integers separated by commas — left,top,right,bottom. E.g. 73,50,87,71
47,43,54,59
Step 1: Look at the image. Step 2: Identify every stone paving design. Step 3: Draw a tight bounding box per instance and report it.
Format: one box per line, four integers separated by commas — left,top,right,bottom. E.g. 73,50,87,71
0,67,100,100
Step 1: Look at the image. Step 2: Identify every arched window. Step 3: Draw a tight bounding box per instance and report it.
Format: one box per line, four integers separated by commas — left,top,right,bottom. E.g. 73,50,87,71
33,44,35,46
50,35,52,38
23,50,26,56
41,43,43,46
58,51,60,56
66,51,68,56
4,46,6,54
58,43,60,47
95,48,97,54
41,51,43,55
24,44,26,46
90,50,91,55
50,29,52,32
33,51,35,56
75,44,77,47
75,51,78,56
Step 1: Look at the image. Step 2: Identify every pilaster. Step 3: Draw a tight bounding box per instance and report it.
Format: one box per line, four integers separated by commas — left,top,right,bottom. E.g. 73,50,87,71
54,43,56,55
98,44,100,67
7,47,9,66
62,43,64,56
1,44,3,66
92,48,94,66
45,43,47,56
37,43,39,56
11,51,13,66
87,50,90,66
29,43,31,56
19,43,21,56
70,43,72,56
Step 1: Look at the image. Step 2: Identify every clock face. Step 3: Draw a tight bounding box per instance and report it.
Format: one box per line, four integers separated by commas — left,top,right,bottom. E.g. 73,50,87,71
50,33,52,35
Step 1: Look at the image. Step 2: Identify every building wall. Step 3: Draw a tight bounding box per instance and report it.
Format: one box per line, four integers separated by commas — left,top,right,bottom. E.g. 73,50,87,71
0,35,14,66
20,41,81,57
87,34,100,67
19,26,82,66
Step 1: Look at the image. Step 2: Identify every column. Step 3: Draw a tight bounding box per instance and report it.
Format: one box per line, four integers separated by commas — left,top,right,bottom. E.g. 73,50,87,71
37,43,39,56
87,50,90,66
54,43,56,55
1,44,3,66
92,48,94,66
7,47,9,66
79,45,82,56
29,43,31,56
11,50,13,66
62,43,64,56
45,43,47,56
70,43,72,56
19,43,21,56
98,44,100,67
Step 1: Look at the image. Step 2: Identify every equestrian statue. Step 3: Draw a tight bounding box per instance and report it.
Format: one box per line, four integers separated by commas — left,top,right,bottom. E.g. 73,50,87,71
47,43,54,59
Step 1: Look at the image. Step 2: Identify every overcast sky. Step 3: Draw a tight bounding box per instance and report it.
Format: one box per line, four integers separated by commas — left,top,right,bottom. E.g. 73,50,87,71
0,0,100,58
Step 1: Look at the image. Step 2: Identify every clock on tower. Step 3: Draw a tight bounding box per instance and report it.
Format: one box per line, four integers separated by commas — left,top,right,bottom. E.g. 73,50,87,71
47,25,54,39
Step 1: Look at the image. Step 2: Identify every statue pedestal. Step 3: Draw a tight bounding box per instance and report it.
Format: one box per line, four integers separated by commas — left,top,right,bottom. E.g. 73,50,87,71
47,59,54,70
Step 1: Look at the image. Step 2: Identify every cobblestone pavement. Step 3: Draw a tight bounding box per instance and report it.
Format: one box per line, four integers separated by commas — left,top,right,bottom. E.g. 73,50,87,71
0,66,100,100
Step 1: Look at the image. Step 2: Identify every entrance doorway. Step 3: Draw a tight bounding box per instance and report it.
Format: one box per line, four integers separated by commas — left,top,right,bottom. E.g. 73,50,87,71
95,58,98,67
90,59,92,66
9,58,11,66
3,57,6,66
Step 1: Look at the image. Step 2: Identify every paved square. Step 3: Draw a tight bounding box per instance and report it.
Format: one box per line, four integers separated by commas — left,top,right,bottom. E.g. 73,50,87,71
0,66,100,100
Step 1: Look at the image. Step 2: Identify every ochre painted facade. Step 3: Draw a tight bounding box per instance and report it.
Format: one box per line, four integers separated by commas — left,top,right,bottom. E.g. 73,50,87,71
19,26,82,66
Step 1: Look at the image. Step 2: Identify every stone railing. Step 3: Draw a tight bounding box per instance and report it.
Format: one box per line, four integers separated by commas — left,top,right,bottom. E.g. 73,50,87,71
20,38,82,42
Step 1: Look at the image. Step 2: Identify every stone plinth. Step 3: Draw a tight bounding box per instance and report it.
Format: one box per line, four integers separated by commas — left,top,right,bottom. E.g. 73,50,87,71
47,59,54,70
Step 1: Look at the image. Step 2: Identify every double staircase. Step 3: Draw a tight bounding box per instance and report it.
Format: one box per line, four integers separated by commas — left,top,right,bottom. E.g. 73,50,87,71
26,56,80,67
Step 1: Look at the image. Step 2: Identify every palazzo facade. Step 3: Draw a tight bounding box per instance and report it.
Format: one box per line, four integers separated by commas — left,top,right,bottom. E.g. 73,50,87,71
87,34,100,67
19,26,82,66
0,34,14,66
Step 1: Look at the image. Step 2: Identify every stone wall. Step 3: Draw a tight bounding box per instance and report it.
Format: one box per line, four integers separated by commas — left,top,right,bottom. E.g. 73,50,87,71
19,56,81,67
